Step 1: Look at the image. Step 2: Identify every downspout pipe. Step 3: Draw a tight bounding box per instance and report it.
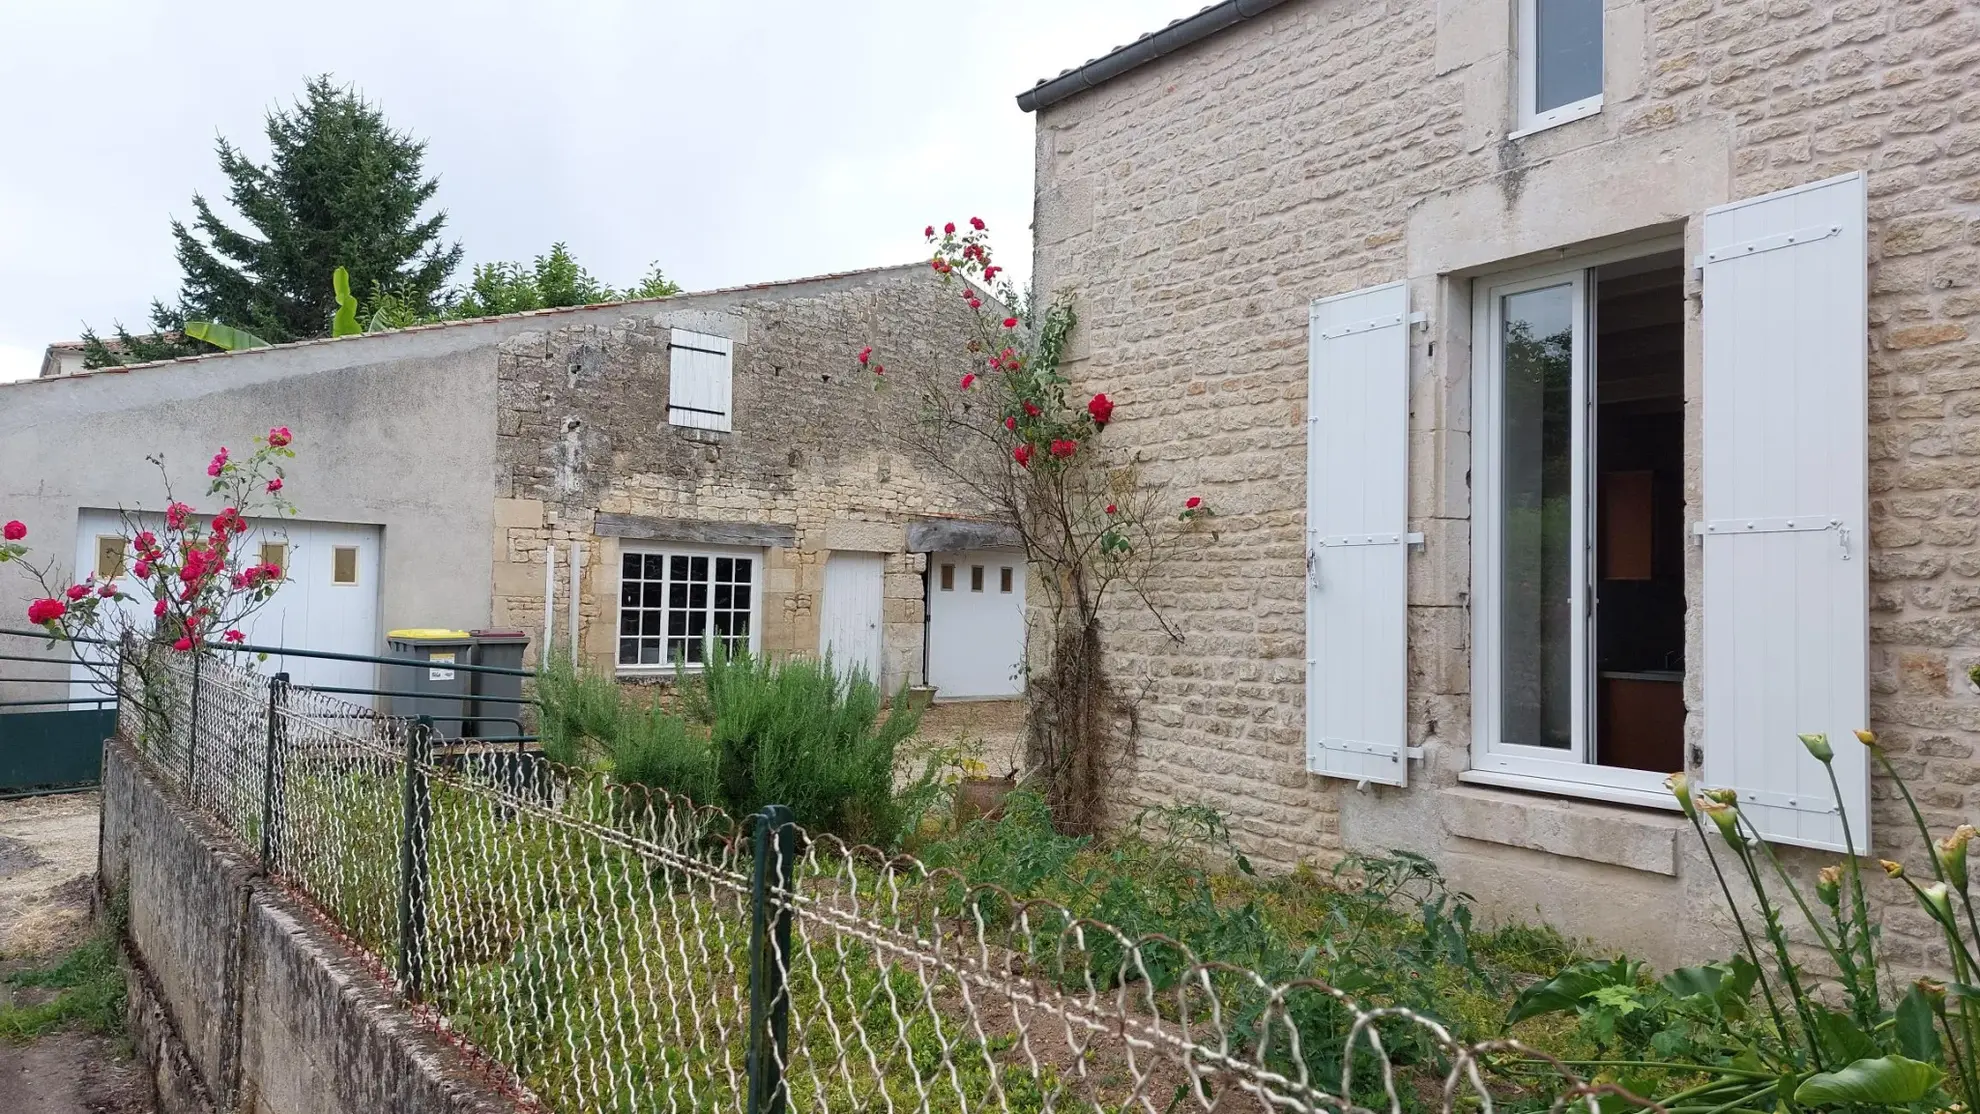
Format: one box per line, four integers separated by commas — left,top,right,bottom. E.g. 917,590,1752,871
1015,0,1294,113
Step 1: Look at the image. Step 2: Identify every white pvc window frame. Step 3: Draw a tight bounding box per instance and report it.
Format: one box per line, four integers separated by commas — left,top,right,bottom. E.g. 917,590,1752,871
1512,0,1604,139
614,542,763,673
1467,240,1683,803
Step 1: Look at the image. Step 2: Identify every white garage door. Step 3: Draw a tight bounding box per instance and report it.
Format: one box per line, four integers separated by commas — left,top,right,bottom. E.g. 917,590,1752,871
70,510,382,702
926,548,1025,699
819,552,884,684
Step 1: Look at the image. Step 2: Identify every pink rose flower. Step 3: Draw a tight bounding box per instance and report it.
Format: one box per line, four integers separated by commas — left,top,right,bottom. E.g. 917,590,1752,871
2,520,24,541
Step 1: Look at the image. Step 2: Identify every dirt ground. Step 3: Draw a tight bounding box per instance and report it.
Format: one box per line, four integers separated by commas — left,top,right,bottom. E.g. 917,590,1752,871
0,791,151,1114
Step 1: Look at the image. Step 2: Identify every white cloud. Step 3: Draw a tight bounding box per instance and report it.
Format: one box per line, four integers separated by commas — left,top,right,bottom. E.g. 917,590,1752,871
0,0,1204,381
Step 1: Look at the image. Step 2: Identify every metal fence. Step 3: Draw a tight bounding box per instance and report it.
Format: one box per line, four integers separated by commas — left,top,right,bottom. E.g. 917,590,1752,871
119,645,1632,1114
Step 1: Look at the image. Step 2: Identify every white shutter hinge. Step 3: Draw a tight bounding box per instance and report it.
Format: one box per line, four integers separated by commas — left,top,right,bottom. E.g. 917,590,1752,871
1692,516,1850,558
1721,787,1838,816
1695,223,1843,267
1405,745,1426,760
1315,736,1403,762
1409,310,1428,327
1314,532,1426,547
1316,313,1408,339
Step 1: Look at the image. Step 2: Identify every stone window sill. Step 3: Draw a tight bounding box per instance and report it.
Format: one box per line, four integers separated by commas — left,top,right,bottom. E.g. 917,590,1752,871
1440,780,1686,876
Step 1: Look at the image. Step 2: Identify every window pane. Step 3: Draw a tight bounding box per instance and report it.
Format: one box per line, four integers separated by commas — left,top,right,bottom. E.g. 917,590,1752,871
640,638,662,665
971,566,985,592
715,584,732,609
646,554,668,579
624,553,642,578
1000,567,1014,593
690,556,708,581
621,582,640,607
669,583,688,609
620,611,639,635
642,611,663,636
1501,283,1576,750
1535,0,1602,113
641,583,662,608
734,558,753,583
940,564,954,591
732,581,751,608
620,638,638,664
670,555,688,580
716,557,733,581
689,584,707,610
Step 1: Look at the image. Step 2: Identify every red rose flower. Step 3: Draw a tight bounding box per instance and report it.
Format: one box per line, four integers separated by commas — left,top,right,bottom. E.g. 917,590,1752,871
1013,444,1033,468
267,427,291,448
970,216,985,230
27,598,65,625
65,583,90,601
165,502,192,529
1002,317,1018,329
1050,439,1078,459
97,583,117,598
872,364,884,376
960,373,976,390
967,297,982,310
134,531,155,549
224,629,245,643
266,478,283,493
153,599,168,618
1186,496,1202,509
1004,416,1017,431
924,225,935,238
2,520,23,541
172,637,193,652
133,559,151,579
944,222,956,234
1105,504,1118,515
207,448,229,477
983,266,1001,281
857,346,872,365
1023,401,1042,417
1087,392,1114,426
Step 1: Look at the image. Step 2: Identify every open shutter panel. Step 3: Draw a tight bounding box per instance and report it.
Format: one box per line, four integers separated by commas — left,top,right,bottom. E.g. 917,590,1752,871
669,328,734,432
1700,172,1869,852
1307,281,1412,786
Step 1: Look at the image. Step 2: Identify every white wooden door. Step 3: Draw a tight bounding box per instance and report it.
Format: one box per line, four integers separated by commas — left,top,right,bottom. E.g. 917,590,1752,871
926,549,1026,699
819,552,884,684
71,510,383,703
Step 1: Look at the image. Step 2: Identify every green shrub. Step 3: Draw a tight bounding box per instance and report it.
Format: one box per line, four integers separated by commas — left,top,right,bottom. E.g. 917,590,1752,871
534,657,627,766
609,702,715,805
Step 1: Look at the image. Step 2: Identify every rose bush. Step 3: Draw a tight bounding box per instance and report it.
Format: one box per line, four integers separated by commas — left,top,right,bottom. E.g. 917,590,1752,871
860,220,1211,833
2,426,301,662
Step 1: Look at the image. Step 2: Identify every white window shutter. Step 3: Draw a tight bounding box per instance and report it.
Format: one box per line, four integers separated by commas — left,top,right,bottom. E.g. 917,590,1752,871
1307,281,1412,786
668,329,733,431
1700,172,1869,852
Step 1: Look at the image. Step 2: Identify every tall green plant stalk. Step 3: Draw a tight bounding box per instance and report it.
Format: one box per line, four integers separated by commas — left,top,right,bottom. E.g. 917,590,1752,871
1702,800,1826,1069
1803,736,1881,1025
1673,775,1794,1055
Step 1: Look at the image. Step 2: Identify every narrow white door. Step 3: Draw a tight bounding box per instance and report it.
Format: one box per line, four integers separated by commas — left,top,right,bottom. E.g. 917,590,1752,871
819,552,884,684
925,549,1026,699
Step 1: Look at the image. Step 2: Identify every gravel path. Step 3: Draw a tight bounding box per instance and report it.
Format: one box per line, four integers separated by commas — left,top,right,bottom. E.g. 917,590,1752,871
0,791,150,1114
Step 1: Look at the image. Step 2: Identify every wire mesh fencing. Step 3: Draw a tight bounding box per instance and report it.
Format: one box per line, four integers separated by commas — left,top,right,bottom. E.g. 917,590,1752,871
118,647,1641,1114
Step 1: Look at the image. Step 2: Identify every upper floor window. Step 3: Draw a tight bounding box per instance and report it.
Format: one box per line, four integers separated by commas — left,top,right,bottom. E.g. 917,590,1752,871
1517,0,1603,135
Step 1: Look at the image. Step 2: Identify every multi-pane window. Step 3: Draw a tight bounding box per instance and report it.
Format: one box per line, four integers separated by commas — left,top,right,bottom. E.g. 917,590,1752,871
1518,0,1603,134
618,549,756,667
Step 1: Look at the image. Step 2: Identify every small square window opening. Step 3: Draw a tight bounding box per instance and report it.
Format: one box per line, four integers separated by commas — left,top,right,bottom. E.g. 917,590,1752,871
970,566,984,592
95,536,126,579
331,546,360,586
939,564,955,591
259,542,288,572
999,567,1013,593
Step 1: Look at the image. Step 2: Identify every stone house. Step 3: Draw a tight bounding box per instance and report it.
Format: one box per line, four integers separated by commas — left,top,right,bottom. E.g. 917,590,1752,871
2,266,1025,710
1020,0,1979,966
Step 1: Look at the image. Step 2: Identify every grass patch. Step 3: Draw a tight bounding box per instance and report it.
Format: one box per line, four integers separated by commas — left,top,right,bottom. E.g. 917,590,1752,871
0,922,126,1042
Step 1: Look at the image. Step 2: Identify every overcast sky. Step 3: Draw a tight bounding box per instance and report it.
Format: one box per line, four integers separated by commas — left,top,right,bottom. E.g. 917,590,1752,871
0,0,1206,382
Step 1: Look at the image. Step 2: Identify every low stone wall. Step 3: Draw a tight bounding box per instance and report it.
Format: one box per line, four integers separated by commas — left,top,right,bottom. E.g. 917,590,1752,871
98,736,517,1114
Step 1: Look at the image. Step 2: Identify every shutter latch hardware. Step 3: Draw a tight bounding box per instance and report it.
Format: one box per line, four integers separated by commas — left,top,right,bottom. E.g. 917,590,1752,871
1692,517,1847,559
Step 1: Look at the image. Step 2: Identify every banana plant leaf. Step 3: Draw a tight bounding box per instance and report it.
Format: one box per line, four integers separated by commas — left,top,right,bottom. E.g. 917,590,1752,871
183,320,271,351
331,267,361,337
1793,1055,1942,1106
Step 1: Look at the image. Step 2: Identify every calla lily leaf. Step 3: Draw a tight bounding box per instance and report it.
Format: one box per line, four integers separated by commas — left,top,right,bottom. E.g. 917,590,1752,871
184,320,271,351
1793,1054,1942,1106
331,266,361,337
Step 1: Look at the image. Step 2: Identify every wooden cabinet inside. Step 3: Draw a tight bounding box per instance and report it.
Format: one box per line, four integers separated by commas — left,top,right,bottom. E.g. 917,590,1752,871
1597,672,1684,772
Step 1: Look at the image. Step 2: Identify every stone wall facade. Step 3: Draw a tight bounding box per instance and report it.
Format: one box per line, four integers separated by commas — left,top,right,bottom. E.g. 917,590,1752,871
488,267,999,695
1029,0,1980,966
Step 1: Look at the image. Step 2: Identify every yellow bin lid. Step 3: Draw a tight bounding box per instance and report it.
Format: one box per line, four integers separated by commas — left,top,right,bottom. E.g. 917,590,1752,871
388,628,472,640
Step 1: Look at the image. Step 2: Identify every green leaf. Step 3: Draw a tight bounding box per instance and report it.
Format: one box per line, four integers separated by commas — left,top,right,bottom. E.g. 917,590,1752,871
1793,1055,1943,1106
1507,958,1640,1024
1896,985,1942,1063
331,267,361,337
1812,1006,1879,1065
183,320,271,351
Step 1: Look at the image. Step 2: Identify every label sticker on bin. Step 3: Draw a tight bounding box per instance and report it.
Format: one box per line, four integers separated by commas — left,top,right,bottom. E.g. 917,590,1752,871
429,652,456,681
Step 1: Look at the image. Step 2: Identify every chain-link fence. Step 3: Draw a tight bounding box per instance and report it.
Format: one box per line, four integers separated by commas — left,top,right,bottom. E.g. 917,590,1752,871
119,645,1638,1114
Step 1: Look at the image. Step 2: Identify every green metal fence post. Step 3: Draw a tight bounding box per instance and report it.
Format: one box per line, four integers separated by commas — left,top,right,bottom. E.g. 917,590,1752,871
397,716,434,1001
184,652,203,798
747,804,797,1114
258,673,288,872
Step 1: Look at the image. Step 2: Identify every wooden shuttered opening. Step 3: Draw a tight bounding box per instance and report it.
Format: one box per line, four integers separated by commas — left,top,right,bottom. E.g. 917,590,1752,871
668,328,734,432
1307,281,1413,786
1699,172,1870,852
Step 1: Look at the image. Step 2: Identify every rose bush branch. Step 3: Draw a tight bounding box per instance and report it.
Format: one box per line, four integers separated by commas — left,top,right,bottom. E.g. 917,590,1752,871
2,427,302,705
859,219,1212,834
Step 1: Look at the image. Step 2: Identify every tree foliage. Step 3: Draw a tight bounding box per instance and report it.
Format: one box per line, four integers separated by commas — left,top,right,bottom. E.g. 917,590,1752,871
83,75,462,367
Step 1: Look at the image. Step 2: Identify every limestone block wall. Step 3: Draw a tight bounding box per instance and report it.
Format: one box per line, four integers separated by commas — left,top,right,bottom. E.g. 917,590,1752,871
1029,0,1980,967
489,268,996,695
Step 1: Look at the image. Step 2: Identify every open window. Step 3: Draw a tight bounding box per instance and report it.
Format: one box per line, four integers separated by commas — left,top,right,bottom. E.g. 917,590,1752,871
1471,245,1685,802
1516,0,1603,136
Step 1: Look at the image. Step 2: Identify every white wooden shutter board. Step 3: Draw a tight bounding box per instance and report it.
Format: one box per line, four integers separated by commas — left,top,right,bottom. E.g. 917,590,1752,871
669,329,733,432
1699,171,1869,852
1307,281,1413,786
